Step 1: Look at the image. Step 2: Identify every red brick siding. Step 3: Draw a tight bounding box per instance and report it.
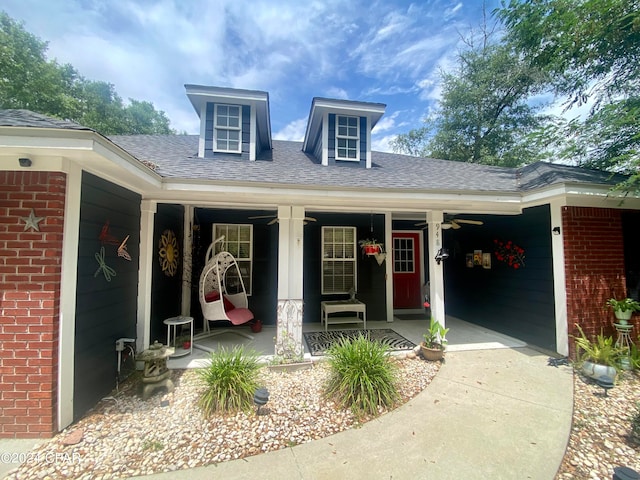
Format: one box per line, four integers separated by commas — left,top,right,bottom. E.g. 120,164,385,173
562,206,627,357
0,171,65,438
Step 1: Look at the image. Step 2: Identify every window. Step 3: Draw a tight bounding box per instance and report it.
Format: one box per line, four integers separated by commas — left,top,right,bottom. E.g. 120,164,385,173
212,224,253,294
393,237,415,273
322,226,356,294
214,104,242,153
335,115,359,161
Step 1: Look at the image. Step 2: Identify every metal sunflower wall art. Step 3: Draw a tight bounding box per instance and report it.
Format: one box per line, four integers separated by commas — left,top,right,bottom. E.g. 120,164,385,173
159,230,179,277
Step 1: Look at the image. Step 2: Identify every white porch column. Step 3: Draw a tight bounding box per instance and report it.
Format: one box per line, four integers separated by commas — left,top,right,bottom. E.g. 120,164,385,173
550,200,568,356
427,211,446,327
58,160,82,431
137,200,156,352
384,211,394,322
275,206,305,358
181,205,194,316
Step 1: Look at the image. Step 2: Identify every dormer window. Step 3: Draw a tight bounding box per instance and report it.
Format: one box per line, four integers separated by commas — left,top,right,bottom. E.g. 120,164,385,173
336,115,359,161
214,104,242,153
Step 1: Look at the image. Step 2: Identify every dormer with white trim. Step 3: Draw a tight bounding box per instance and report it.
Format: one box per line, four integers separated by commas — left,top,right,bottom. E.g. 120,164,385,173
185,85,272,161
302,98,386,168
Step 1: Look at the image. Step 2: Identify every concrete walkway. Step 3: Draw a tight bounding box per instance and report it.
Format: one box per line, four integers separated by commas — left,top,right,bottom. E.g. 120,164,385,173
142,346,574,480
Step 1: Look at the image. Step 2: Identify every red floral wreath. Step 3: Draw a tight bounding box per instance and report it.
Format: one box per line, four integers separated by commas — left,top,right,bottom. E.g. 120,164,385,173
493,239,525,269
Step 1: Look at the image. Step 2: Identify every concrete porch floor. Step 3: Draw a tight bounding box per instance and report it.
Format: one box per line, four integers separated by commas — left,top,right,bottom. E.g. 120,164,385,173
167,315,527,369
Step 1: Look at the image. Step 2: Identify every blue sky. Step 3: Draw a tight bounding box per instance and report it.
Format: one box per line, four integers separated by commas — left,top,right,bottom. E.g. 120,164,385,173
3,0,503,151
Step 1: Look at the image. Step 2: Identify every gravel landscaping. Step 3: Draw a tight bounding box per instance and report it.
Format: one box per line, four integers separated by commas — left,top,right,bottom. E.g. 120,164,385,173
4,354,639,480
4,354,439,480
555,370,640,480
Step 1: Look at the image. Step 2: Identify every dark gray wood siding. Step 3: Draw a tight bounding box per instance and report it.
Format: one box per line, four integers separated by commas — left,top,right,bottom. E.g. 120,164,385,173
304,213,387,322
327,113,368,168
74,172,140,419
150,204,184,343
190,208,278,328
203,103,251,160
444,205,555,350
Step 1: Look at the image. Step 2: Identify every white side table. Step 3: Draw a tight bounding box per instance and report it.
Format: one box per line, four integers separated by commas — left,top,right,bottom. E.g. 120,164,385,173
321,300,367,332
164,316,194,357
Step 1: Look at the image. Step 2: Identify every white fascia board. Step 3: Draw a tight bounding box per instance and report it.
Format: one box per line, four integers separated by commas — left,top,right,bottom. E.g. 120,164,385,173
151,181,523,213
521,182,640,209
0,128,162,194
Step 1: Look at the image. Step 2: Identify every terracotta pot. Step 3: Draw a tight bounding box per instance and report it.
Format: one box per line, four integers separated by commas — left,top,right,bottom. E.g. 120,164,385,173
420,342,444,361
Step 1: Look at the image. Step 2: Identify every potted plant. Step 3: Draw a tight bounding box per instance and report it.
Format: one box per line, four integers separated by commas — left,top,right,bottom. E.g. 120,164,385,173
572,324,622,380
358,239,382,256
605,297,640,324
420,317,449,361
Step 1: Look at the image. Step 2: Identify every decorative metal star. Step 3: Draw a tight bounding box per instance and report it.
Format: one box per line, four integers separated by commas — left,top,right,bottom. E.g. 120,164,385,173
21,209,45,232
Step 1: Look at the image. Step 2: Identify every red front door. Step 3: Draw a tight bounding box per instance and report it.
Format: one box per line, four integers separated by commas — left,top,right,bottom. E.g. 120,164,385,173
392,232,422,309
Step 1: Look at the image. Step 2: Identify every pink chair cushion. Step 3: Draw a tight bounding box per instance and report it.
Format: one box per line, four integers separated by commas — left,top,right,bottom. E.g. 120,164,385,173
204,290,236,311
226,308,254,325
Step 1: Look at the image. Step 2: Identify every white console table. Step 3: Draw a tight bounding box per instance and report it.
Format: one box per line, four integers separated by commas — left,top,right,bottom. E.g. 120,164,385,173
321,300,367,332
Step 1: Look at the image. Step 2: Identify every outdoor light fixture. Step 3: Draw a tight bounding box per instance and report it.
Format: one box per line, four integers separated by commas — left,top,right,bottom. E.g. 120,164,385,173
596,375,614,397
254,387,269,415
552,226,561,235
18,157,32,167
435,248,449,265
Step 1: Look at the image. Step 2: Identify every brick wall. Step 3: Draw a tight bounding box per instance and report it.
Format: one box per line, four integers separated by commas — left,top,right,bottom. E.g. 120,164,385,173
0,171,66,438
562,206,626,357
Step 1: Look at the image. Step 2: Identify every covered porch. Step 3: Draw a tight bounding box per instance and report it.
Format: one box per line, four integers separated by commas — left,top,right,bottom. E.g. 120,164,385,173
166,315,527,369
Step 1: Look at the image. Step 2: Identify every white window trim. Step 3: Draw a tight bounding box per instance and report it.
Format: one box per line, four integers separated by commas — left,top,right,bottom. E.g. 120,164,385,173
335,115,360,162
214,104,242,153
321,226,357,294
212,223,253,295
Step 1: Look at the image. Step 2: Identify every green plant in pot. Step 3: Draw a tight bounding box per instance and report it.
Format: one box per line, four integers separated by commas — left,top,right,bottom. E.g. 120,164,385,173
572,324,623,380
420,317,449,361
605,297,640,324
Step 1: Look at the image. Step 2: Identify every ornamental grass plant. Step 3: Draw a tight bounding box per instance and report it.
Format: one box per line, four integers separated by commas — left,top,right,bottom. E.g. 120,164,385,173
197,345,261,415
324,333,399,417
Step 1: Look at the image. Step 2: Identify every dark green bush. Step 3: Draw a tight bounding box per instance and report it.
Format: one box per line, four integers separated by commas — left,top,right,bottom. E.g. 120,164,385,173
197,346,261,415
324,333,399,416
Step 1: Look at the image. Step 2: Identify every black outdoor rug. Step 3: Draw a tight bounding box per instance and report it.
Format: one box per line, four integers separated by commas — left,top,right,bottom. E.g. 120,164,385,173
303,329,416,356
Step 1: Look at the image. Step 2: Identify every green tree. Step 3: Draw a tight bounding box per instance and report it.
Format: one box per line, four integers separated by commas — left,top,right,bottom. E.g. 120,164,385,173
0,11,80,118
392,31,549,167
499,0,640,192
0,11,174,135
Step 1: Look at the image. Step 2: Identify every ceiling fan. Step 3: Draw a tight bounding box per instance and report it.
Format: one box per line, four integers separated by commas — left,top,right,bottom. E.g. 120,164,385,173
248,214,317,225
415,215,484,230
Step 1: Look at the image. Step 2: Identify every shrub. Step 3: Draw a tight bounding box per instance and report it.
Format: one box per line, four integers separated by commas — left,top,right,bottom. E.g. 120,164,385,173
324,333,399,417
197,346,261,415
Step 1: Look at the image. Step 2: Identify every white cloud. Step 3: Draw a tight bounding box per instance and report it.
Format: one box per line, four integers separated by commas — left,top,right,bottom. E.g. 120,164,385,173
1,0,503,137
273,118,307,142
372,111,400,133
325,87,349,100
372,134,397,153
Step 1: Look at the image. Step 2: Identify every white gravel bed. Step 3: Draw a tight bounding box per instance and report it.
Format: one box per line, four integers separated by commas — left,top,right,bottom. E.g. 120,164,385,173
5,354,439,480
555,371,640,480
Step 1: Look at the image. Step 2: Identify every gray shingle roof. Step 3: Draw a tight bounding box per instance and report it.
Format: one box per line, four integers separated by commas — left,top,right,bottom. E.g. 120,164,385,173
0,109,91,131
0,109,624,194
110,135,521,192
109,134,623,193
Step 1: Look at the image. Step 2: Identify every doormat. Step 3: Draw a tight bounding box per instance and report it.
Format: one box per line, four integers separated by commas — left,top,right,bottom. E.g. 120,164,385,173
303,329,416,356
